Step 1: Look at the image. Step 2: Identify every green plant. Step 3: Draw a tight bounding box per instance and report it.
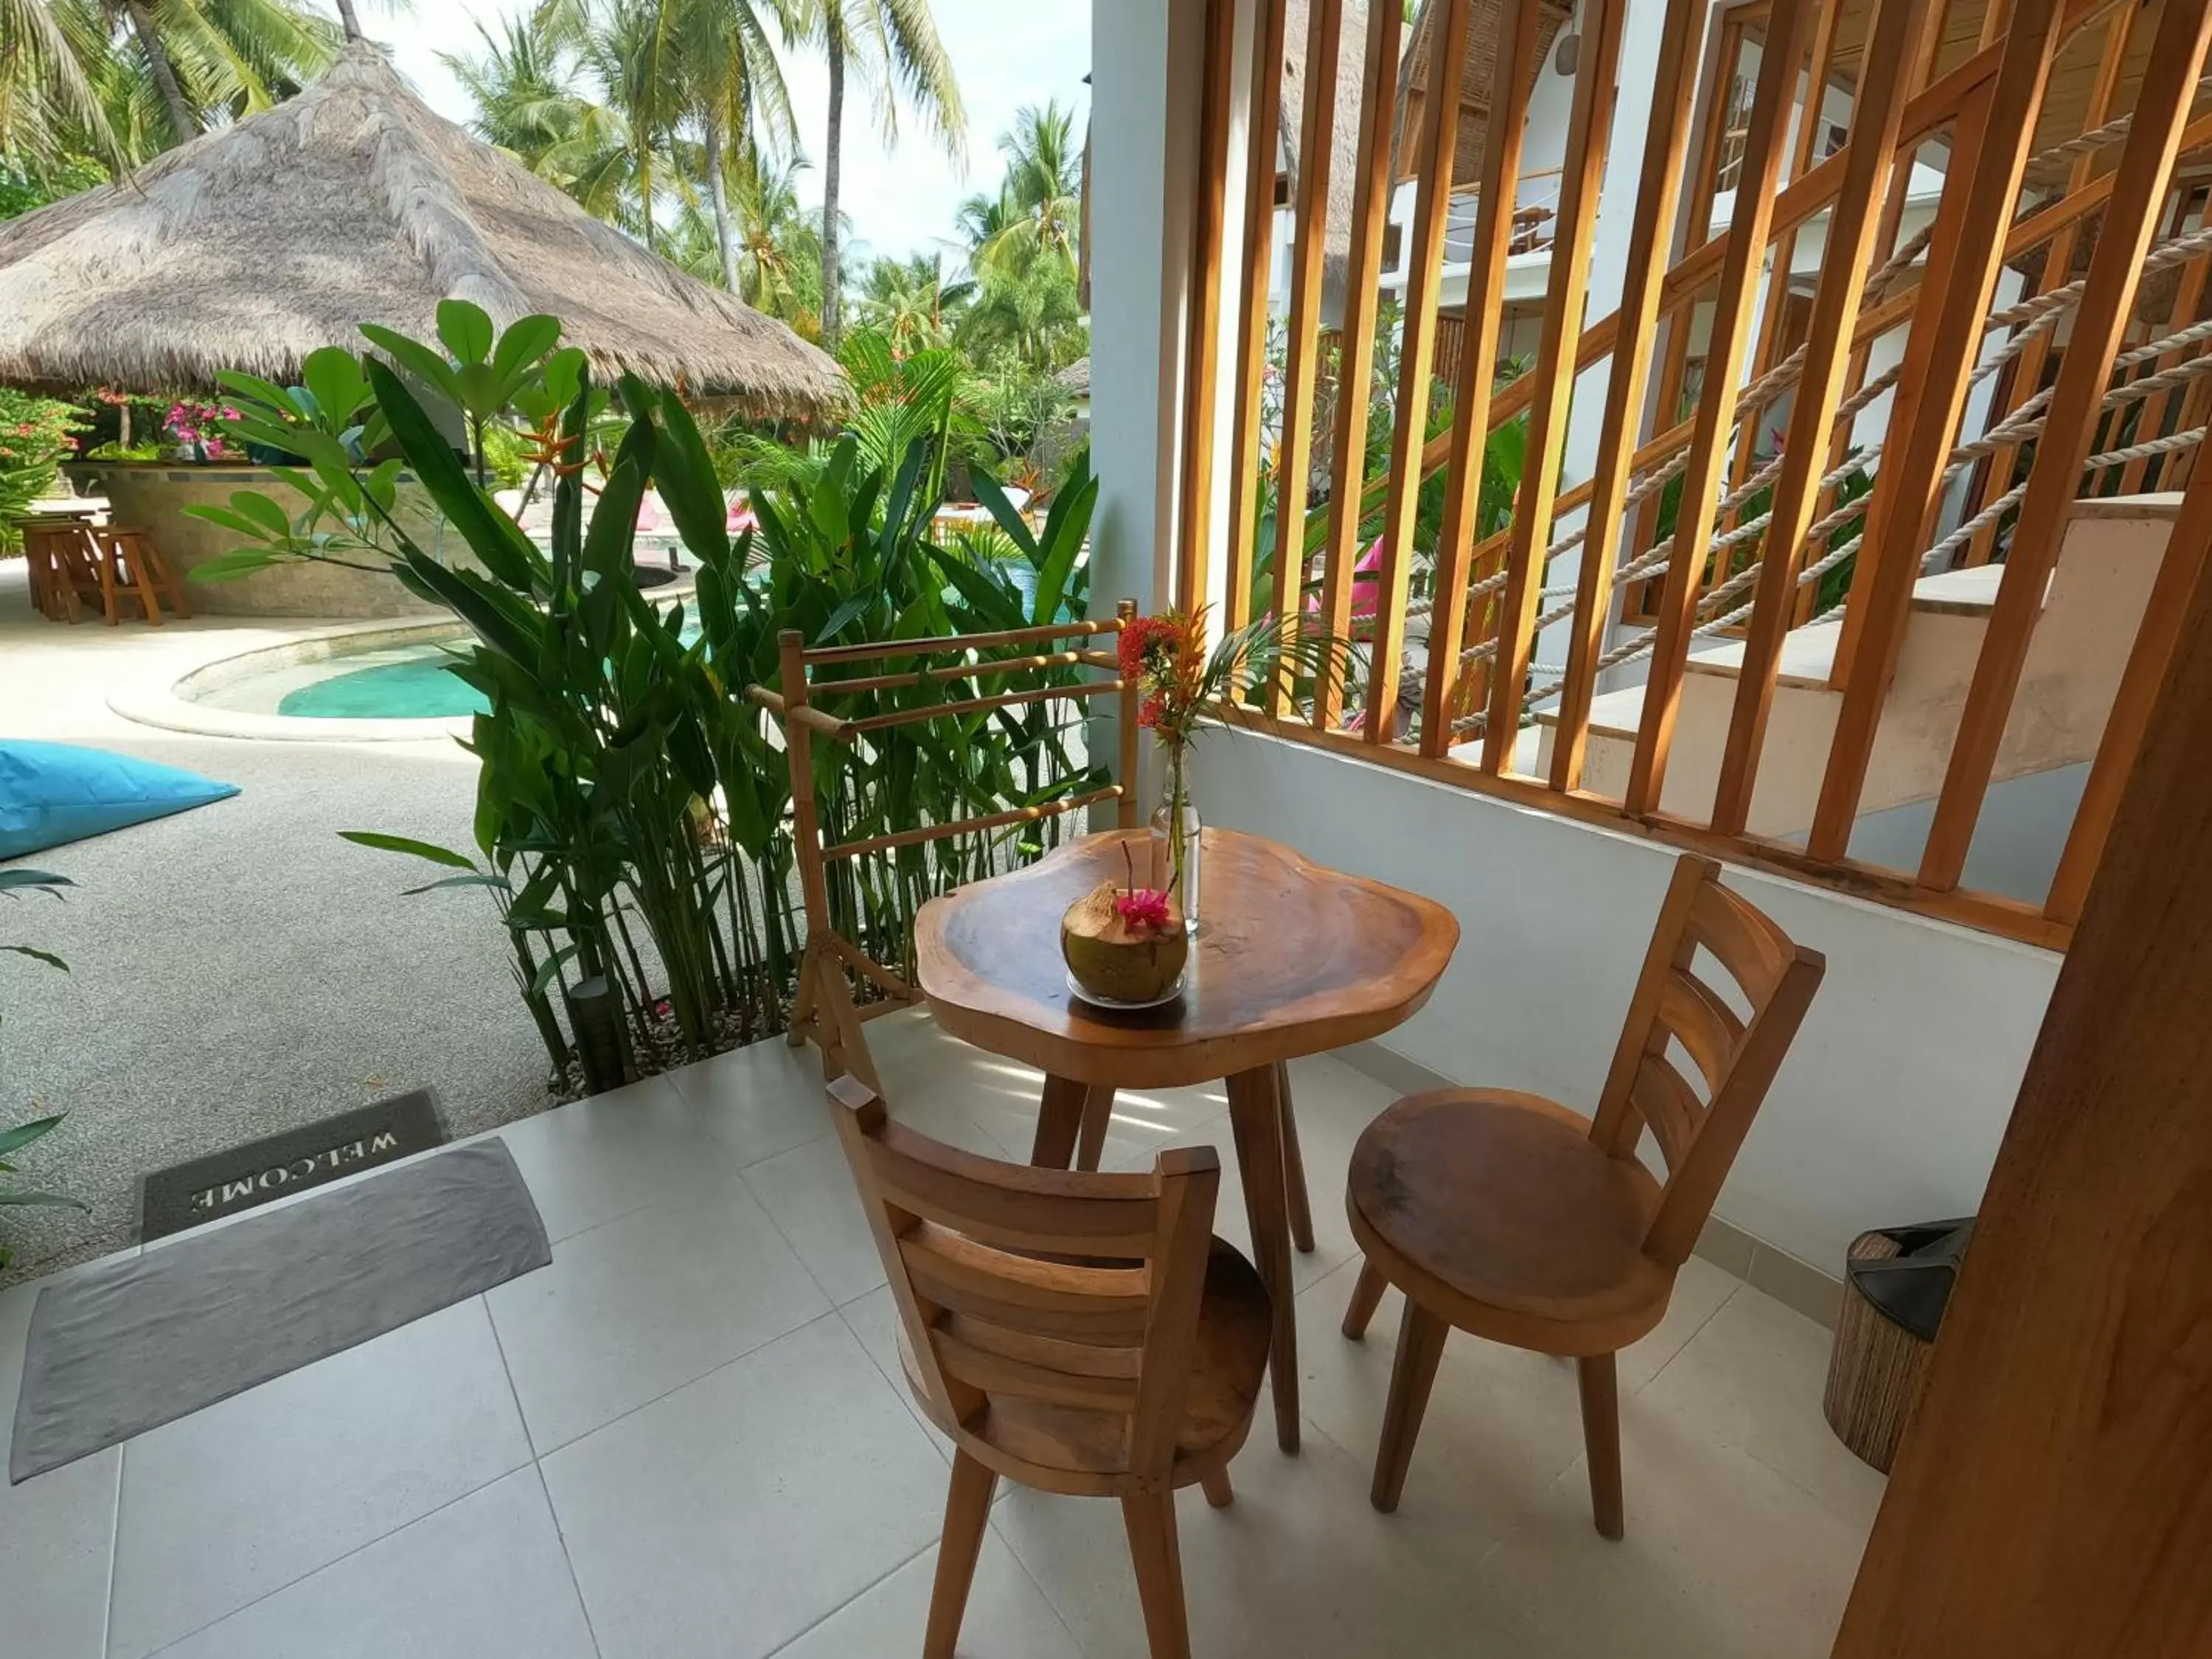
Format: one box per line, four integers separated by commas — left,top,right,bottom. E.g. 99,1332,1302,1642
195,309,1115,1093
2,868,83,1270
0,389,88,553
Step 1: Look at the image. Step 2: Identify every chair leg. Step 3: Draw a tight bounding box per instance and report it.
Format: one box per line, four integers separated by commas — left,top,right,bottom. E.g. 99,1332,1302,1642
1371,1299,1447,1514
1578,1353,1624,1541
120,535,164,625
1074,1083,1116,1171
1341,1258,1388,1340
1120,1490,1192,1659
1275,1060,1315,1253
1199,1466,1233,1509
924,1451,998,1659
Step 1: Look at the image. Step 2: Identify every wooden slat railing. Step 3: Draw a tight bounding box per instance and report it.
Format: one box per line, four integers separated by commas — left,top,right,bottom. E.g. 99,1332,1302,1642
1180,0,2212,949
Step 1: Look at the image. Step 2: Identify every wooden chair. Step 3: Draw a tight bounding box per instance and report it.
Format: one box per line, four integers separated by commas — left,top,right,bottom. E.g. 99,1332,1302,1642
754,608,1141,1114
826,1074,1270,1659
21,521,102,622
1340,854,1824,1539
93,526,189,625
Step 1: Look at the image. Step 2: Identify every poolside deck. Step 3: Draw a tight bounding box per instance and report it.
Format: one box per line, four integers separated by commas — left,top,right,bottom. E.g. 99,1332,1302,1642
2,1009,1882,1658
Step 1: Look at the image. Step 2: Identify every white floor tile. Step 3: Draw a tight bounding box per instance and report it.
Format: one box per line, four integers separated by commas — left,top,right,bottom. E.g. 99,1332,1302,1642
996,1407,1542,1659
1638,1284,1888,1528
744,1135,887,1307
1474,1400,1869,1659
148,1467,597,1659
0,1273,121,1659
494,1074,760,1241
771,1530,1082,1659
106,1298,532,1659
486,1184,828,1453
542,1314,952,1659
667,1034,841,1165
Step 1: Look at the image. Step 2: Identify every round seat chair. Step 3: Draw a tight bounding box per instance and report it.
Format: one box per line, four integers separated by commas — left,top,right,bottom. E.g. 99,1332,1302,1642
1340,855,1825,1539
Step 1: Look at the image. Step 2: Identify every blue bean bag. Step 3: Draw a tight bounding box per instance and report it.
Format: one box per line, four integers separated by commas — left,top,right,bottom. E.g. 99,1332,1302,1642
0,742,240,860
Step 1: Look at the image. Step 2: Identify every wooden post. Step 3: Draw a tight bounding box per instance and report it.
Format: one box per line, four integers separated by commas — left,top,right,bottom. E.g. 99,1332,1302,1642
1830,349,2212,1657
1224,0,1292,642
1174,0,1239,617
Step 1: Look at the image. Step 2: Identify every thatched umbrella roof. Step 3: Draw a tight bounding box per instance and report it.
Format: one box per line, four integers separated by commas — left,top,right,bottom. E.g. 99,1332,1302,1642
0,43,844,415
1394,0,1573,192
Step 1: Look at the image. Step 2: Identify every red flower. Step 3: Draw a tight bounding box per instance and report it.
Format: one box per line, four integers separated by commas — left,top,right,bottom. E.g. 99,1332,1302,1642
1138,692,1166,729
1114,887,1173,933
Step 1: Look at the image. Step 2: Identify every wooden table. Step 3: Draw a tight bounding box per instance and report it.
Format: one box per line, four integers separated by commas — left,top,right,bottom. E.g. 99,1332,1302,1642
915,827,1459,1451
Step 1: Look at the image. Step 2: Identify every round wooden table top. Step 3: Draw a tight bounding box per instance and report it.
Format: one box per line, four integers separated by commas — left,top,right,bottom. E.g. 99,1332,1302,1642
915,828,1459,1089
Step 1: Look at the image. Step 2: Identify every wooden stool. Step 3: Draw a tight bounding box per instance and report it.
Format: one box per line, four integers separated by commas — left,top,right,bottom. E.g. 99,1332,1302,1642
94,526,190,625
1341,855,1824,1540
21,523,103,622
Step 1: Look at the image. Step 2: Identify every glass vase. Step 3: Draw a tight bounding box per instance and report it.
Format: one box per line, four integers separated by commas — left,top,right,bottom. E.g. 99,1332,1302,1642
1150,742,1202,932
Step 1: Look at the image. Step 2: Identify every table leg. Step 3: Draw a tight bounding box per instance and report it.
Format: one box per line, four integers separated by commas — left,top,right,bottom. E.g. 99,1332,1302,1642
1032,1076,1116,1169
1276,1060,1315,1254
1227,1065,1300,1453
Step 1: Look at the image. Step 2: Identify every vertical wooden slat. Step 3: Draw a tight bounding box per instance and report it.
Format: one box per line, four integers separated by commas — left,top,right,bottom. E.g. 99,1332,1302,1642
1621,0,1820,814
1631,15,1746,580
1416,0,1545,758
1806,0,2067,863
1726,0,1844,495
1917,0,2212,892
1173,0,1241,617
1266,0,1347,714
2116,240,2212,495
1115,599,1142,827
2160,352,2212,487
1958,1,2135,566
1223,0,1293,648
1708,0,1927,836
1479,0,1630,768
1548,0,1708,790
1361,0,1475,742
1311,0,1403,729
2044,463,2212,922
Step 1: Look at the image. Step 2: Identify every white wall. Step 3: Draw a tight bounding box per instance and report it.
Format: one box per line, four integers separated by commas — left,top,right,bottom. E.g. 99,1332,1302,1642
1194,731,2062,1273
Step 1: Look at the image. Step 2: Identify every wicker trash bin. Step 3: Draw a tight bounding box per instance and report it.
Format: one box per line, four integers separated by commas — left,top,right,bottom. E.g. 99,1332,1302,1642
1823,1219,1973,1473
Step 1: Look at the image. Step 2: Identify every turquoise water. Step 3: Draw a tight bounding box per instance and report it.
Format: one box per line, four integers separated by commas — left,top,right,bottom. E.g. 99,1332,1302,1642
277,655,490,720
260,562,1047,720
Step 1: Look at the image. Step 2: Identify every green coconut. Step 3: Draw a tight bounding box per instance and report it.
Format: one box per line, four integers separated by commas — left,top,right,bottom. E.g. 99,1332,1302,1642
1061,881,1188,1003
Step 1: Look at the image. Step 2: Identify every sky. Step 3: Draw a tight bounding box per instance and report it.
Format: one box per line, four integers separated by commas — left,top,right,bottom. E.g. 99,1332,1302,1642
379,0,1093,268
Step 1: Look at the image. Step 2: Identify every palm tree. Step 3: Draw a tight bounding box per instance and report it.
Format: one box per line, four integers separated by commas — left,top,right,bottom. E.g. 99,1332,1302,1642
971,100,1079,282
669,0,796,294
729,150,834,332
855,249,969,355
443,13,633,220
0,0,335,170
797,0,964,349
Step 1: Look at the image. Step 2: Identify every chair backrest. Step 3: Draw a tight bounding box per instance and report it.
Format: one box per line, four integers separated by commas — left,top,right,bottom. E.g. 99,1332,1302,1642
1590,854,1826,1267
824,1074,1220,1481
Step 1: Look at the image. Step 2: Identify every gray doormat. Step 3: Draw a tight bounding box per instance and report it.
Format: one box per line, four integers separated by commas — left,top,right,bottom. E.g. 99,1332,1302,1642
140,1090,447,1242
12,1140,549,1483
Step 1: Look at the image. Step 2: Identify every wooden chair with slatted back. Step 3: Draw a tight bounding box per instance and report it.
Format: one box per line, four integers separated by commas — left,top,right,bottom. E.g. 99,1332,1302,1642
826,1074,1271,1659
1340,853,1824,1540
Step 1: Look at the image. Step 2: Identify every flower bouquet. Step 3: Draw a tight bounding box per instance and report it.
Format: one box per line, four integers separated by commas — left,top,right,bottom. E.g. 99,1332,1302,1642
1117,605,1348,927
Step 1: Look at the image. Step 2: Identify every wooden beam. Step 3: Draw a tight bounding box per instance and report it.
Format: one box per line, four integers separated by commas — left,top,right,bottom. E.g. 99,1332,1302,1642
1481,0,1632,767
1266,0,1346,714
1830,369,2212,1655
1173,0,1239,616
1710,0,1927,835
1416,0,1545,758
1363,0,1475,742
1961,1,2137,566
1806,0,2067,862
1224,0,1293,646
1549,0,1709,789
1312,0,1403,728
1623,0,1820,814
1918,0,2212,892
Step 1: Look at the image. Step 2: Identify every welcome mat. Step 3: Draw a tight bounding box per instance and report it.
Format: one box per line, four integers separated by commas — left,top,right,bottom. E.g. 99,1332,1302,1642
13,1141,549,1483
140,1091,446,1242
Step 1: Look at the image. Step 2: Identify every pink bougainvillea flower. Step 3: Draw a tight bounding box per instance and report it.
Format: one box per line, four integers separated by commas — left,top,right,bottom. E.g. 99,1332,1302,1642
1114,887,1173,933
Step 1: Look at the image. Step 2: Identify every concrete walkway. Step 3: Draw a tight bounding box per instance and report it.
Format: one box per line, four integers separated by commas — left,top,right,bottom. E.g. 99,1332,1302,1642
0,562,546,1284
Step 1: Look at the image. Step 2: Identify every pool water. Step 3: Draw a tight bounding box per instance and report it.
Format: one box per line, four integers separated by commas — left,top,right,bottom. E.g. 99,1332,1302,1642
278,653,488,720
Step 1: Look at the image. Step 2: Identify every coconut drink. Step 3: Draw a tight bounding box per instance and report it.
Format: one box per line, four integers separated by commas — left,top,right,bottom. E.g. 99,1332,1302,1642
1062,878,1188,1004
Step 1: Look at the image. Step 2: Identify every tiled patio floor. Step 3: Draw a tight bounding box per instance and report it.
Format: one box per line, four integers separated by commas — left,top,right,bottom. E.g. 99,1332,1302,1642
2,1011,1882,1658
